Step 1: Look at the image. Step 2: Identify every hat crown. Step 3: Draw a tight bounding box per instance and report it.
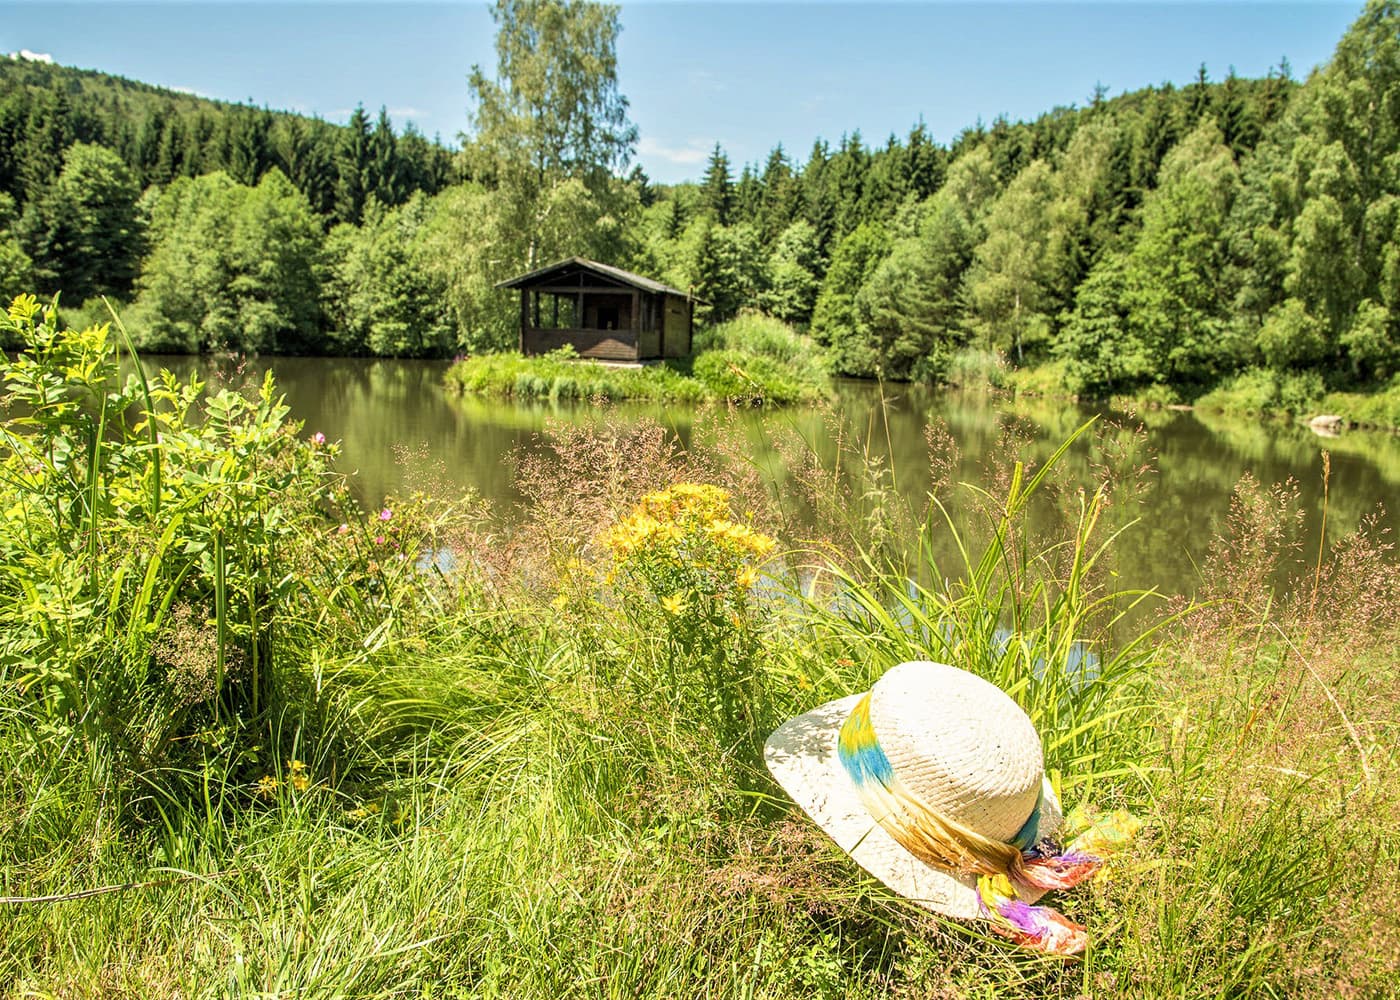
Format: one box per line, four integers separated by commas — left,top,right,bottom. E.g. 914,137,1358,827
868,662,1043,843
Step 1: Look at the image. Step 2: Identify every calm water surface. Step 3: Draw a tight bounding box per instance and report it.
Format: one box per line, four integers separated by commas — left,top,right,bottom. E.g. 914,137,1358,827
148,355,1400,601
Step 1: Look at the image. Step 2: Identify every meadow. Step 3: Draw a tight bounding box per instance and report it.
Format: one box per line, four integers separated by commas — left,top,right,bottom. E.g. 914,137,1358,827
1,297,1396,998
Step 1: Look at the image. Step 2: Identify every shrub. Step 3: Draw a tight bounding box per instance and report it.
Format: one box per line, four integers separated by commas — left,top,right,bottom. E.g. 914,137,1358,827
1194,368,1325,418
0,294,456,810
1004,358,1073,398
945,347,1010,389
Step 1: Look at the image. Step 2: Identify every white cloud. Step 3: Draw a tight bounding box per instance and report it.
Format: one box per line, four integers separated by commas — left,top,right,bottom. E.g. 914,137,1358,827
388,106,428,121
9,49,54,64
638,136,709,167
170,85,211,98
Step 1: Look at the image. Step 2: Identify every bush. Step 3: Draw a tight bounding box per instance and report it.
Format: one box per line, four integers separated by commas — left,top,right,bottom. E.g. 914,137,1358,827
945,347,1010,389
1320,375,1400,430
1194,368,1325,418
1004,358,1074,398
0,294,455,813
691,348,820,406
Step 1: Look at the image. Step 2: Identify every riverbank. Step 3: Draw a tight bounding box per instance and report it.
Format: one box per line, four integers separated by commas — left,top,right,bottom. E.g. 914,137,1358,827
1003,359,1400,433
3,302,1397,996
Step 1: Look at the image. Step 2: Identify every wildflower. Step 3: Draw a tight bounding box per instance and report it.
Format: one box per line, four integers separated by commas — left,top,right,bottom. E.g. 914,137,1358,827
661,592,689,615
374,535,385,546
378,508,393,522
551,593,569,610
736,565,760,589
288,759,310,792
347,802,382,821
255,774,278,800
310,431,326,446
336,523,349,535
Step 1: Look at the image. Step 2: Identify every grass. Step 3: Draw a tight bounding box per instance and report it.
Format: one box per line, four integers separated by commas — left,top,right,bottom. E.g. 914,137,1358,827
3,296,1398,997
445,316,831,408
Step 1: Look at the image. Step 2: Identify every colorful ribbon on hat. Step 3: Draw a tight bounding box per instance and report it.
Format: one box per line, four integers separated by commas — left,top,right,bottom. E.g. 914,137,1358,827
836,692,1139,956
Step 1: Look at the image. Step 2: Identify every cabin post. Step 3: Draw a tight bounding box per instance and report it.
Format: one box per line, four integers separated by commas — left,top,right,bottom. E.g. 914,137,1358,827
630,290,640,360
518,289,528,353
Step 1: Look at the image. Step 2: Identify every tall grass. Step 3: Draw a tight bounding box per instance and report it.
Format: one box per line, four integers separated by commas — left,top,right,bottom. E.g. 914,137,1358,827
1,295,1396,996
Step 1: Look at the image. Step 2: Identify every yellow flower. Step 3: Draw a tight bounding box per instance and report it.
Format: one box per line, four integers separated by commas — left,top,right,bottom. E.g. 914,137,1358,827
551,592,570,610
660,592,689,615
736,565,760,589
255,775,278,800
288,759,310,792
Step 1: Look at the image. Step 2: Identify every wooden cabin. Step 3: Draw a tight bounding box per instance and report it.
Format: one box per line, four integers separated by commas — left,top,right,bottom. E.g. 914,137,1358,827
497,257,694,363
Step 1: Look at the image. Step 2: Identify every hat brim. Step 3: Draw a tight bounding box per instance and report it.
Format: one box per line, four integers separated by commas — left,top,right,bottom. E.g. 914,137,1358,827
764,692,1063,920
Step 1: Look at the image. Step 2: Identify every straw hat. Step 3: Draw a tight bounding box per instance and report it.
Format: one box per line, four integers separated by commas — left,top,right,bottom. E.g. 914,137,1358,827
764,661,1063,919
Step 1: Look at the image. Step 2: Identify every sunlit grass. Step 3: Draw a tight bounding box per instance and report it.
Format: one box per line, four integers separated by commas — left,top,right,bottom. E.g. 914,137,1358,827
2,299,1396,997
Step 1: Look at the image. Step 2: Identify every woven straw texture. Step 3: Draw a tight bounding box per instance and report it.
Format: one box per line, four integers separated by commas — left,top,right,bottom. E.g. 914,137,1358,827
764,662,1061,920
868,662,1043,843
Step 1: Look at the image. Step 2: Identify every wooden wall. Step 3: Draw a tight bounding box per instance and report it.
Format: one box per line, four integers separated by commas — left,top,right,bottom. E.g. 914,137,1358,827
661,295,691,358
522,328,638,362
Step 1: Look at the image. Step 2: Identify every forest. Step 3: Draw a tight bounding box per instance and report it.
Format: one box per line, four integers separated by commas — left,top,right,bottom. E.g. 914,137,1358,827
2,0,1398,409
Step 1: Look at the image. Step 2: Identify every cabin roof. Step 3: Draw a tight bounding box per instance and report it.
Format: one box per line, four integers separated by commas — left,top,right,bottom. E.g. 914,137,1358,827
496,257,690,298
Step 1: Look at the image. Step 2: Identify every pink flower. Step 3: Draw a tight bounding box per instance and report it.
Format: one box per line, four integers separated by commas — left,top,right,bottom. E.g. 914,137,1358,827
310,432,326,446
336,523,349,535
374,535,386,546
378,508,393,522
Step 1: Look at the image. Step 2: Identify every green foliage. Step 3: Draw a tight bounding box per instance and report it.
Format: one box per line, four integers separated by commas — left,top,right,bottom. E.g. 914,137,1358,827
134,170,324,353
17,142,144,301
1193,366,1325,417
9,1,1400,428
810,221,888,348
0,57,455,222
1059,123,1244,395
761,219,822,325
1004,357,1073,397
847,190,977,380
0,295,335,792
445,339,828,406
1319,374,1400,428
321,194,453,357
688,219,765,325
962,159,1057,362
944,346,1010,389
0,192,33,305
694,310,829,387
464,0,638,272
446,348,705,403
690,349,817,406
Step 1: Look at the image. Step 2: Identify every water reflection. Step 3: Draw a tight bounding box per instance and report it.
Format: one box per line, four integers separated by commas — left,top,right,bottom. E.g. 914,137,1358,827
140,355,1400,601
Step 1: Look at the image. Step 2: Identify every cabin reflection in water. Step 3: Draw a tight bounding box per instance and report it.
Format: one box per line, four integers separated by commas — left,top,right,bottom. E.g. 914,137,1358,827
497,257,697,363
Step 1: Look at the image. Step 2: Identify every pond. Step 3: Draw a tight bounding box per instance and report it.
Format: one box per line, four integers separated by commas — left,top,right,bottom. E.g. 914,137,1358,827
147,354,1400,602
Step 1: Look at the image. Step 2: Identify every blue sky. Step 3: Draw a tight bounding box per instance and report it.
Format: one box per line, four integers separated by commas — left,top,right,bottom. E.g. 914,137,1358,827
3,2,1363,184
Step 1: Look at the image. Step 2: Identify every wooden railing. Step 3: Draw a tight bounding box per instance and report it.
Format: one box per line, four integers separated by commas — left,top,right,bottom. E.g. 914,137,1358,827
522,328,638,362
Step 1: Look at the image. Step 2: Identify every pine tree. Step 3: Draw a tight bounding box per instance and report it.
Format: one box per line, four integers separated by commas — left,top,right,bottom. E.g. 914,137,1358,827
335,104,371,225
700,143,733,224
